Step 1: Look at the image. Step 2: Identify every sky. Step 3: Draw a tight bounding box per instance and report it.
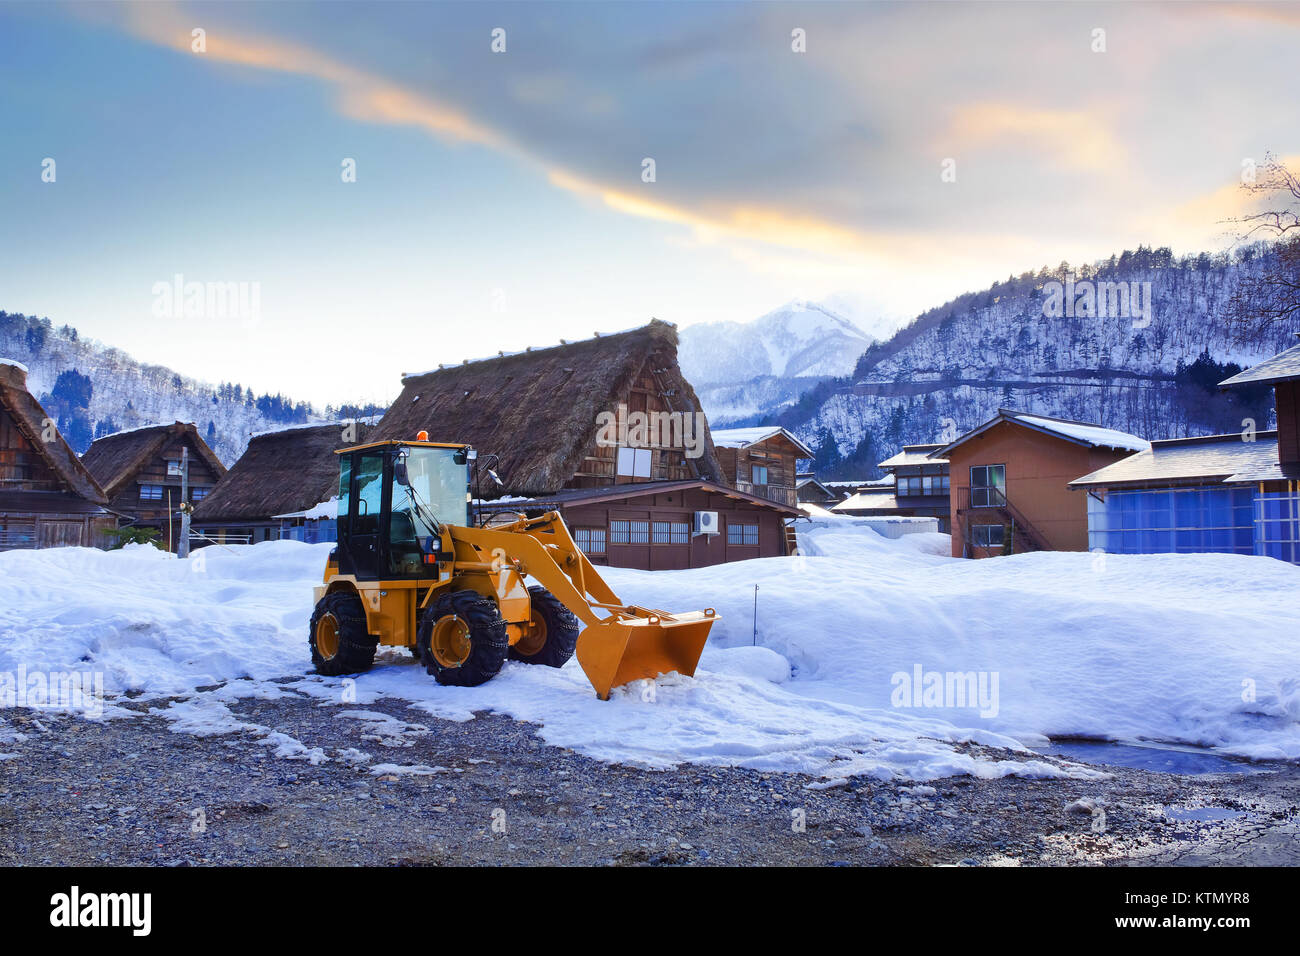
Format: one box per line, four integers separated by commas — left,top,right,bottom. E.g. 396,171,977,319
0,1,1296,406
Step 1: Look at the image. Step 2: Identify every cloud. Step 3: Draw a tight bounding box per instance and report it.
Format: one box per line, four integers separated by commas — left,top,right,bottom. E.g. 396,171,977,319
944,103,1129,175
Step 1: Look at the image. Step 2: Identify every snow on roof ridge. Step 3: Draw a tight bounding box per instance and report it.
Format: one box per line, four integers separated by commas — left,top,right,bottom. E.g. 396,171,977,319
249,418,361,439
96,420,196,440
1011,412,1149,452
400,320,673,380
710,425,815,456
0,357,29,372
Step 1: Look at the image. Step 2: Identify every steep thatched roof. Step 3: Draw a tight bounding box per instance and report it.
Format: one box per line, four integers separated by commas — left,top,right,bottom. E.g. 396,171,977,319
191,422,367,523
372,320,721,496
82,422,227,498
0,361,108,505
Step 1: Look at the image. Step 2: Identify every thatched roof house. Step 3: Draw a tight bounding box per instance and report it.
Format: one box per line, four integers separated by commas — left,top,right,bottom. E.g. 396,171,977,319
371,320,724,495
1,359,113,550
82,422,227,550
191,422,367,543
83,422,225,498
372,322,797,569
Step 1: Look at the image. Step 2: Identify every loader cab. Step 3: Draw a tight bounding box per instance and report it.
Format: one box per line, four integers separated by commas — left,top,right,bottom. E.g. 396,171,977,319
334,440,474,580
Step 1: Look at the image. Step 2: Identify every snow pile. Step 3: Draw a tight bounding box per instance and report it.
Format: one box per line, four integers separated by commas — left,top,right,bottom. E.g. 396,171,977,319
2,521,1299,779
0,541,328,699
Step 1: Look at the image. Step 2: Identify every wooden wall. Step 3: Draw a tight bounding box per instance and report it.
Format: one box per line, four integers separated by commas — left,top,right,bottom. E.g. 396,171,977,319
1277,381,1299,466
560,486,788,570
565,359,702,488
108,434,225,551
715,436,799,507
0,405,62,491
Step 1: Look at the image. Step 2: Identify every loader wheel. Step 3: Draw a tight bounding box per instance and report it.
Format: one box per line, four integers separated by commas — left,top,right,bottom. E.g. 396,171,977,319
509,585,580,668
418,590,509,687
309,591,377,676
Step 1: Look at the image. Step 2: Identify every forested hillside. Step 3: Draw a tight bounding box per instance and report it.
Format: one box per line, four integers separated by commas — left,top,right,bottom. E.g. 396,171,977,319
774,245,1292,479
0,311,383,465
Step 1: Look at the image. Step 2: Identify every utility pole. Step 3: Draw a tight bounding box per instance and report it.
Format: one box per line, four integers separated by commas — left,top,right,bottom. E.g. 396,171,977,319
178,445,191,558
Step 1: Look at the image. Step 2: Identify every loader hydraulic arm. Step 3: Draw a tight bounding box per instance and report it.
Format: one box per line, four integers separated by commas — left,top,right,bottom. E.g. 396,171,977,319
447,511,622,628
447,511,718,699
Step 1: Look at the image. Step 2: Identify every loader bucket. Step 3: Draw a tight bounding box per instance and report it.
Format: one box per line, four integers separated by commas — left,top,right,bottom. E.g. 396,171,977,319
575,608,718,700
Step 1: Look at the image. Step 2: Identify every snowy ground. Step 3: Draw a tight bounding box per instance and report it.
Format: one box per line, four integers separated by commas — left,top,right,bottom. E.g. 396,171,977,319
1,515,1298,782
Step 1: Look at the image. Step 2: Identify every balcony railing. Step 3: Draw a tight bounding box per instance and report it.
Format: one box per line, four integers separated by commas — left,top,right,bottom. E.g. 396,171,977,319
734,481,797,507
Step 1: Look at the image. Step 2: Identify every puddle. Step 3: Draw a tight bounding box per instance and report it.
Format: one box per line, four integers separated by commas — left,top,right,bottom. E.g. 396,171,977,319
1162,806,1246,822
1035,740,1273,776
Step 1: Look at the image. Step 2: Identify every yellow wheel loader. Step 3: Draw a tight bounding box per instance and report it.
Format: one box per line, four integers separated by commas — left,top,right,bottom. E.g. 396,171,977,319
308,437,718,699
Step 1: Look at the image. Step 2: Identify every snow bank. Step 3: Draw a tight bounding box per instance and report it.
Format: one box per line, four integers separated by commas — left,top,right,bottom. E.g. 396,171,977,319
2,521,1298,780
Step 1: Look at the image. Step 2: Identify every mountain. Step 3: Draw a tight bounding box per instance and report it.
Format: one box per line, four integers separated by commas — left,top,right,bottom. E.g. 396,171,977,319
678,299,899,424
0,311,384,465
770,245,1293,479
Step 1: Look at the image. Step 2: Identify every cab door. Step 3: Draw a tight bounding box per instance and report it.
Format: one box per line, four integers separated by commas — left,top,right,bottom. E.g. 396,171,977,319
338,452,388,580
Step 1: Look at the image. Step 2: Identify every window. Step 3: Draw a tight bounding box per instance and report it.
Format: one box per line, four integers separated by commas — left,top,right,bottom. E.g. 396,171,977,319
970,465,1006,507
616,447,652,478
191,486,209,501
166,459,183,477
973,524,1004,548
610,519,649,544
652,520,690,544
574,527,607,554
751,465,769,486
140,484,164,500
727,523,759,546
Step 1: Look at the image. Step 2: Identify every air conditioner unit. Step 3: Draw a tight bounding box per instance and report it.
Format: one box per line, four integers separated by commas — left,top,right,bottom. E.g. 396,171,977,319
694,511,719,536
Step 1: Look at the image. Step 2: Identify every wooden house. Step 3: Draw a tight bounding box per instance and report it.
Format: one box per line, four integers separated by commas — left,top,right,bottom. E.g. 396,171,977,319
934,409,1147,558
836,443,951,531
372,321,799,569
795,473,838,505
0,359,114,550
191,422,368,545
710,427,813,509
81,422,226,551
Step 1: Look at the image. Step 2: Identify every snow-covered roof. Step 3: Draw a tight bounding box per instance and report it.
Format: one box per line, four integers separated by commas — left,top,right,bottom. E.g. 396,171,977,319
935,409,1149,458
0,357,29,373
832,491,901,512
273,497,338,521
250,419,356,439
1013,414,1150,453
822,476,886,489
1070,432,1289,489
710,426,815,458
96,420,197,440
1219,337,1300,388
879,444,948,468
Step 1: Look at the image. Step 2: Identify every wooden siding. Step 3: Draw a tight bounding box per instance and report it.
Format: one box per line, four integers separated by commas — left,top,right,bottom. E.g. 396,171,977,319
0,405,61,492
106,435,225,551
715,436,799,507
564,361,703,488
559,486,788,570
1277,381,1299,466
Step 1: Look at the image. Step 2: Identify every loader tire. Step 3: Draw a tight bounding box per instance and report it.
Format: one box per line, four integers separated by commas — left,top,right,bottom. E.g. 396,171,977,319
509,585,580,668
309,591,377,676
419,590,509,687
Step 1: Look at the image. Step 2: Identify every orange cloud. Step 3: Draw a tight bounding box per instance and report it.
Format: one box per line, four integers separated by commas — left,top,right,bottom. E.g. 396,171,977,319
945,102,1128,174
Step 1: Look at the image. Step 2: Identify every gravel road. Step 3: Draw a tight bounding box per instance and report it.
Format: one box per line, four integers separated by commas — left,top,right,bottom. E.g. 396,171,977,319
2,684,1297,866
